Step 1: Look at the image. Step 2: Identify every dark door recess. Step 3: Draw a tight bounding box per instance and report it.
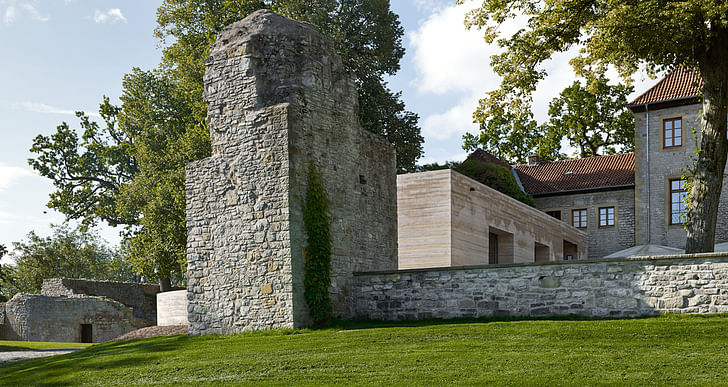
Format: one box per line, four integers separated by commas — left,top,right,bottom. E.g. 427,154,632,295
80,324,93,343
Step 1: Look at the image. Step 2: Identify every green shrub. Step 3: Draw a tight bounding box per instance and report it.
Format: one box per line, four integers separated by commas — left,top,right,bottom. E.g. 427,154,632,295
302,164,332,326
455,159,535,207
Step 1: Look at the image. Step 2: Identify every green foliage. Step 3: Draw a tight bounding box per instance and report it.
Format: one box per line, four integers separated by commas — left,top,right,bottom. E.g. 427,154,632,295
28,99,137,228
0,244,10,302
464,79,635,164
461,0,728,251
155,0,423,172
2,224,137,298
414,160,461,172
543,79,635,158
302,164,332,326
3,315,728,384
29,1,420,283
115,69,206,283
455,159,535,207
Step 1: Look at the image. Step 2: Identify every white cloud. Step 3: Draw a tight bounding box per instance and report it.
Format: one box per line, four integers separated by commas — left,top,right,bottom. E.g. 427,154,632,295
20,3,47,22
11,101,100,117
421,91,481,141
0,163,33,193
412,0,443,13
93,8,127,24
2,2,48,23
3,5,16,23
409,0,661,158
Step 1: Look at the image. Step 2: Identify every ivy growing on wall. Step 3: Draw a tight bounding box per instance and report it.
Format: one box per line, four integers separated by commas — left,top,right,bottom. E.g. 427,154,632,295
303,163,332,325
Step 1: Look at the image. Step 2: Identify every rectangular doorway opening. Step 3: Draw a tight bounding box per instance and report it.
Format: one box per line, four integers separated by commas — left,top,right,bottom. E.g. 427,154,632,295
488,227,514,264
534,242,550,262
80,324,93,343
488,233,498,264
563,240,578,261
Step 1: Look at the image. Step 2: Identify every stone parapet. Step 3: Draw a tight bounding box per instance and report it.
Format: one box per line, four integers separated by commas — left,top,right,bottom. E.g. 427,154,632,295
42,278,160,323
354,253,728,320
1,293,150,342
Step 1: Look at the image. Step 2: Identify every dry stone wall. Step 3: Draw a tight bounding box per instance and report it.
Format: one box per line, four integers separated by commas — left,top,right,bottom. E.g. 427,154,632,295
186,10,396,334
1,293,149,342
354,253,728,320
42,278,160,323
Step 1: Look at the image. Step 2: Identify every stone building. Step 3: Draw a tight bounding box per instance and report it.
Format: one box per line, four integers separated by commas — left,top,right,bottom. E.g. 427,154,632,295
398,169,587,269
627,67,728,248
501,67,728,258
0,278,158,343
513,153,636,259
186,10,397,334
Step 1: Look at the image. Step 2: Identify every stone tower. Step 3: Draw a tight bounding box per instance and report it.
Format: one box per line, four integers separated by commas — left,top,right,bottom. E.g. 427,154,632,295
186,10,397,334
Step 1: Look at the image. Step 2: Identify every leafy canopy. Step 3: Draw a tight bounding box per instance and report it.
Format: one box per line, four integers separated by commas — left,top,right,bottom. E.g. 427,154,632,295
29,1,420,284
155,0,423,172
461,0,728,252
2,224,137,299
464,78,634,163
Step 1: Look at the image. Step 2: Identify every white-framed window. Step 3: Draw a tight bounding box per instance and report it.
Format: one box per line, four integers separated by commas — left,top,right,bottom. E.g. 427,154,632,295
572,209,587,229
599,207,615,227
670,179,687,224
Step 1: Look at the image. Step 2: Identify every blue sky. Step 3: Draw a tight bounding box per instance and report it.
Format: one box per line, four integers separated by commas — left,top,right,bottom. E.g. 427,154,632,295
0,0,657,257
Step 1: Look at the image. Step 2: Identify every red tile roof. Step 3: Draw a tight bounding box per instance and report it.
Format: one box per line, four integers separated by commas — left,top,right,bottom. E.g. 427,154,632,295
513,153,635,195
629,67,703,106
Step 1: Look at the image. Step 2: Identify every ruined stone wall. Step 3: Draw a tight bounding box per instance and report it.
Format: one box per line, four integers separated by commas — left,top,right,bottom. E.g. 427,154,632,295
1,294,149,342
354,253,728,320
186,10,396,334
42,278,160,323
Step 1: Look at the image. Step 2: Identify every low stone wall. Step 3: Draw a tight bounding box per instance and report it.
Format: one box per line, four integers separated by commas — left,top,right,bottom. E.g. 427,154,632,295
353,253,728,320
42,278,160,323
157,290,188,326
2,293,150,342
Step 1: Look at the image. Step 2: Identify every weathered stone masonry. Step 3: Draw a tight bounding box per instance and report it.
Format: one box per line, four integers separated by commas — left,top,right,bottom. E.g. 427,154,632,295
354,253,728,320
42,278,161,323
1,294,148,343
186,10,397,334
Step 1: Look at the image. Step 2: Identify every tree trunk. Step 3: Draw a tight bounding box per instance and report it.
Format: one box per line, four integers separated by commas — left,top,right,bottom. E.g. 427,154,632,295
159,277,172,292
685,30,728,253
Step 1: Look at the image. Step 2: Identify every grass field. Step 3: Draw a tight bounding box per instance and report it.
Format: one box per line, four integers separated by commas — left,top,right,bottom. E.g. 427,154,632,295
0,341,91,352
1,315,727,386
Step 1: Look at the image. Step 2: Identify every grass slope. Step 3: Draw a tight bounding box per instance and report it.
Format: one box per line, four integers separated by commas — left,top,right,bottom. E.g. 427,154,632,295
0,341,91,352
1,315,727,386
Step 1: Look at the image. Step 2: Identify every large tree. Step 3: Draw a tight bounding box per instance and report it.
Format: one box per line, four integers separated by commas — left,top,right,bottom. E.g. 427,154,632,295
461,0,728,252
30,1,421,288
542,79,634,158
155,0,423,172
464,78,634,163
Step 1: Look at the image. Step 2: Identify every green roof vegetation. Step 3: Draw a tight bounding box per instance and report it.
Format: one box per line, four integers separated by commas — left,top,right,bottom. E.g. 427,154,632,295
1,315,727,385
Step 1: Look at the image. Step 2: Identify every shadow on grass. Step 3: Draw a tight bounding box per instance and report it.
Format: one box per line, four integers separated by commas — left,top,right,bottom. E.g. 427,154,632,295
0,335,190,385
326,312,728,331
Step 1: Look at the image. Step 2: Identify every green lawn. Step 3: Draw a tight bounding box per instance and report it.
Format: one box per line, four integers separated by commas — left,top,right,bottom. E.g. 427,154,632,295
0,341,91,352
1,315,727,386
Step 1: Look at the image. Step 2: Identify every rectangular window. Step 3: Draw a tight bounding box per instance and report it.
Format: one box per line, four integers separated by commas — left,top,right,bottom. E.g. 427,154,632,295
546,210,561,221
664,117,682,148
572,209,587,229
599,207,615,227
670,179,687,224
